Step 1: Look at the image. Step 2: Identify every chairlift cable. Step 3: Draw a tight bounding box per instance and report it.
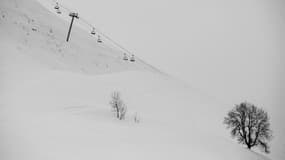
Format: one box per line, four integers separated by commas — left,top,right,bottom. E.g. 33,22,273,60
79,17,133,55
48,0,134,56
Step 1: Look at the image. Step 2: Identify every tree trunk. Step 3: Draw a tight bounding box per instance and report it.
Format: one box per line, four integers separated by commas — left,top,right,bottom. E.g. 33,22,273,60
247,143,252,149
115,104,119,118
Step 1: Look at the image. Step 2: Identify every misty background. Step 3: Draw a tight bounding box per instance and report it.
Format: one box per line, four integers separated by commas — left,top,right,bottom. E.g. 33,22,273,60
48,0,285,143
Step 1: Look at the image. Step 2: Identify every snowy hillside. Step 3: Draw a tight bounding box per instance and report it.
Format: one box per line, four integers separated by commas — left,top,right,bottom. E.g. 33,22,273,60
0,0,278,159
0,0,161,75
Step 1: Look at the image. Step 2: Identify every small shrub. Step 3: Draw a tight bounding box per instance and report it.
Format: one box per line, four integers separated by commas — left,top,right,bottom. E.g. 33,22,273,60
110,91,127,120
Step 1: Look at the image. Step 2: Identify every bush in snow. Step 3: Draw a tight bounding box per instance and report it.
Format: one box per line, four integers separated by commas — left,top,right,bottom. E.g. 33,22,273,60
224,102,272,153
110,91,127,120
133,112,140,123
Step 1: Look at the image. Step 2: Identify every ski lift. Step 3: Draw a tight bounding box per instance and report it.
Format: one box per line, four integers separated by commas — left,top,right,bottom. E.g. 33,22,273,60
54,2,59,10
91,27,96,35
97,35,102,43
54,2,61,14
123,53,128,61
130,54,135,62
56,8,61,14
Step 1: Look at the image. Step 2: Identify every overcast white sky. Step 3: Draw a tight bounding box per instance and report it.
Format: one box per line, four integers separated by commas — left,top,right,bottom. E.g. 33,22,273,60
52,0,284,122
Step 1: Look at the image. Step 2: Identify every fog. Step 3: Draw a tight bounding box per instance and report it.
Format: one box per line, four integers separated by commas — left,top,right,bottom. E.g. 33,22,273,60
56,0,285,132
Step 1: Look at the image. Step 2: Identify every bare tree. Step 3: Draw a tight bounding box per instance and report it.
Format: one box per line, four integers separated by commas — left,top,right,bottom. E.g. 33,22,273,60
224,102,272,153
110,91,127,120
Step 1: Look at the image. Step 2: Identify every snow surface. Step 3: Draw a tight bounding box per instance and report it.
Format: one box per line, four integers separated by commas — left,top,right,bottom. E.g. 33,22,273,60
0,0,281,159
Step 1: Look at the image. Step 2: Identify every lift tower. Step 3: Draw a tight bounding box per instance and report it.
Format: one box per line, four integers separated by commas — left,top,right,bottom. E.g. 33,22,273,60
66,12,79,42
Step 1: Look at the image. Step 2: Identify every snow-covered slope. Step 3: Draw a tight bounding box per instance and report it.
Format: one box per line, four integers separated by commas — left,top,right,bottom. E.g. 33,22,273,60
0,0,277,159
0,0,161,75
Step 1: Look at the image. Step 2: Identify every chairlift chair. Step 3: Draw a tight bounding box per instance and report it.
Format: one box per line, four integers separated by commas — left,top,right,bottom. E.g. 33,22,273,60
123,53,128,60
54,2,61,14
97,35,102,43
91,27,96,35
56,8,61,14
130,54,135,62
54,2,59,10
